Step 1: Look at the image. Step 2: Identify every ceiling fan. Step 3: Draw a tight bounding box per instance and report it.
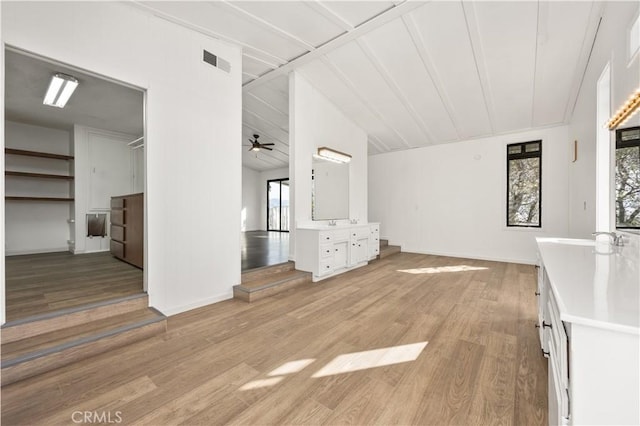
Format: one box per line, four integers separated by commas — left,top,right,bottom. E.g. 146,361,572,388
246,134,274,151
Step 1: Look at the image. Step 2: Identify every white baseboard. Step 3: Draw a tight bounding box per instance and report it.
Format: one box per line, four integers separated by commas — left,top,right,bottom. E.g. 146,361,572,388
401,246,536,265
5,247,70,256
157,291,234,317
74,248,110,255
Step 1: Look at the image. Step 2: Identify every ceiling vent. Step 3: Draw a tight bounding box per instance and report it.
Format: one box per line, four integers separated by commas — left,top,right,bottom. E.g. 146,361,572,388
203,49,231,73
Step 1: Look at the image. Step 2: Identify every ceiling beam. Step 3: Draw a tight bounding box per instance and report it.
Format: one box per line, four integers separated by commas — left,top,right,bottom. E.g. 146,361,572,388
245,92,288,117
242,0,426,93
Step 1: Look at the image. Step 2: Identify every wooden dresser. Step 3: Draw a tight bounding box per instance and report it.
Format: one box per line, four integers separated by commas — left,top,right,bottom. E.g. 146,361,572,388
110,193,143,269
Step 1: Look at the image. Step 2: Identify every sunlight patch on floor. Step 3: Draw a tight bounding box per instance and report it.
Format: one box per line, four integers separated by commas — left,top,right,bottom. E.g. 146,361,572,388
311,342,428,378
239,377,284,391
397,265,488,274
268,359,315,376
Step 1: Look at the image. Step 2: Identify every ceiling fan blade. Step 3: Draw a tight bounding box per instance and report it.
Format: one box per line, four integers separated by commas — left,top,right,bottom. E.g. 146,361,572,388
248,147,254,151
262,143,275,146
263,147,273,151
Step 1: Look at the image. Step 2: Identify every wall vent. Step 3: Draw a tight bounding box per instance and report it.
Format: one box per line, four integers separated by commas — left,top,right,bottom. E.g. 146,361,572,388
203,49,231,73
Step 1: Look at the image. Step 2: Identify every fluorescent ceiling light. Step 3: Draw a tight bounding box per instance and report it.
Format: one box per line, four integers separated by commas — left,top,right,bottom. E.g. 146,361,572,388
317,146,352,163
43,73,78,108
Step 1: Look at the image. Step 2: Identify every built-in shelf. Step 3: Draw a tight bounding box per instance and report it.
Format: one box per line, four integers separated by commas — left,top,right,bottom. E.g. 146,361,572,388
5,196,74,202
5,148,74,161
5,171,74,180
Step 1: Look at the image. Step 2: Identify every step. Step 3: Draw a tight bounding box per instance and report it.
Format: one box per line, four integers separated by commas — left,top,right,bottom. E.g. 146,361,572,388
234,269,311,303
241,261,295,283
380,239,389,248
378,244,401,259
1,308,166,386
1,293,150,344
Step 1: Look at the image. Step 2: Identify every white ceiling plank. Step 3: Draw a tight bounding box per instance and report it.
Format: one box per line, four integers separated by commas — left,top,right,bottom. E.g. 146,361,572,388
356,38,435,146
220,1,316,51
246,92,288,117
244,94,289,131
562,1,603,124
305,1,354,31
228,1,347,48
402,14,461,141
242,0,426,92
243,109,290,143
408,2,492,139
243,52,280,72
249,84,289,115
317,1,396,28
464,1,538,133
298,61,401,150
132,1,289,67
321,53,412,150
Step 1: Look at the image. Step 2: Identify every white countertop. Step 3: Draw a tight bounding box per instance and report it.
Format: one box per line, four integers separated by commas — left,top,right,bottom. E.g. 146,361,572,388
297,222,378,230
536,237,640,334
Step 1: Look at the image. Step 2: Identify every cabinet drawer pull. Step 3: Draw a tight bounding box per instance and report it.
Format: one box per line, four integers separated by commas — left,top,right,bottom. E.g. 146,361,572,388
535,291,540,296
543,321,552,329
542,349,550,356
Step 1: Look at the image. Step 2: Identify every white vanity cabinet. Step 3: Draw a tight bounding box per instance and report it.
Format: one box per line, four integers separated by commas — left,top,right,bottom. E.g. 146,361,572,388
536,238,639,426
296,223,379,282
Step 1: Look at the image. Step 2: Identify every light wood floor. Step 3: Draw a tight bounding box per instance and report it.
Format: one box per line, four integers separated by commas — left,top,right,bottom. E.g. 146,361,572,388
1,253,547,425
5,251,143,321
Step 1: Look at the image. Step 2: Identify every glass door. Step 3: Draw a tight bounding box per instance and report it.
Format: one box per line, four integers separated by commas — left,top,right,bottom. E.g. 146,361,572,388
267,178,289,232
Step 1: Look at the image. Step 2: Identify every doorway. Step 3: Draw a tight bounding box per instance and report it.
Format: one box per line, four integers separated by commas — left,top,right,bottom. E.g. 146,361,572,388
267,178,289,232
3,48,146,322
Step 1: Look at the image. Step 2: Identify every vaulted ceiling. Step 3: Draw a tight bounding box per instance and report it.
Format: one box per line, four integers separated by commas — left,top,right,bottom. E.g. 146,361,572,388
136,1,602,171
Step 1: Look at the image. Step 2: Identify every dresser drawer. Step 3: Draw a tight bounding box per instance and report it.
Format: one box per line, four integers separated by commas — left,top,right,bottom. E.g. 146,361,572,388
111,225,124,243
111,209,124,226
111,197,125,209
110,240,124,259
318,259,333,276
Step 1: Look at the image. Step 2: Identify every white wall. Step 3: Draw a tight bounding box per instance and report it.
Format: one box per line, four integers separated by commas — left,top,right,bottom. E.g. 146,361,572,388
568,2,640,238
290,72,368,259
5,121,73,255
369,126,570,265
73,125,139,254
242,167,261,232
2,1,242,318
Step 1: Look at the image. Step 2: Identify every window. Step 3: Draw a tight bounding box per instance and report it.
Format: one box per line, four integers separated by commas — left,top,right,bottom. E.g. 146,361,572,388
507,140,542,227
615,126,640,229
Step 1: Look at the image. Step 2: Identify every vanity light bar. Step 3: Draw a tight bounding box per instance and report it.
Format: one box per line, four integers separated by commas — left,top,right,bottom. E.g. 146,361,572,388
43,73,79,108
608,88,640,130
317,147,352,163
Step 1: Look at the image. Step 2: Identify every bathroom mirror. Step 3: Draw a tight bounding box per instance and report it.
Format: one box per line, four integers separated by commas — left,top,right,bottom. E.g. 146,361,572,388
312,158,349,220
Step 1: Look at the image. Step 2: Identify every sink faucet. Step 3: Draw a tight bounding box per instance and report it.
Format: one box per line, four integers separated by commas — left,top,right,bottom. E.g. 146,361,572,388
592,232,624,246
328,220,337,226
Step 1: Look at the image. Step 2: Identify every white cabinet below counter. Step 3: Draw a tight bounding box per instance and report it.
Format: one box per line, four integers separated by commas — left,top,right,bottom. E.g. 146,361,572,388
296,223,380,282
536,237,639,426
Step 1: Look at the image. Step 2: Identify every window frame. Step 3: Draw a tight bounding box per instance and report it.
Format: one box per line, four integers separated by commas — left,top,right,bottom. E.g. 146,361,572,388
615,126,640,230
506,140,543,228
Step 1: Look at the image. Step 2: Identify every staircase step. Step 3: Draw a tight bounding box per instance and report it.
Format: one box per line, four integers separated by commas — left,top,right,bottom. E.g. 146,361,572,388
234,269,311,302
380,239,389,248
378,244,401,259
241,261,295,283
1,308,166,386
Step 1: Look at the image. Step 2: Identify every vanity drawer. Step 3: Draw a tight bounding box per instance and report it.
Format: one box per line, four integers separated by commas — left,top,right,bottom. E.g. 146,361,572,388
319,232,334,243
318,259,333,276
111,197,124,209
351,228,369,239
547,289,569,388
320,243,333,259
